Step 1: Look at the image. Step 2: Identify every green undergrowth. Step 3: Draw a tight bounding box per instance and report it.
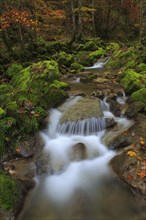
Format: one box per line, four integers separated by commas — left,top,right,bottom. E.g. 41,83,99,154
0,171,21,211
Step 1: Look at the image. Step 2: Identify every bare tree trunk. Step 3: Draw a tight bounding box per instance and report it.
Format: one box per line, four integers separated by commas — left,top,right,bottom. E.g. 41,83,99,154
142,0,146,37
70,0,76,34
105,0,111,38
91,0,96,36
77,0,83,40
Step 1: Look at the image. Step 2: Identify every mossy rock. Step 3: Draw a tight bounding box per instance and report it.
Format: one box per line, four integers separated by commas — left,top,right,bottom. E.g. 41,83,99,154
0,171,21,211
125,60,136,69
43,88,69,108
57,52,74,67
121,70,146,93
136,63,146,73
76,51,92,66
106,42,120,53
83,41,99,51
7,63,23,78
131,88,146,105
88,48,106,63
70,62,84,73
12,60,60,91
106,48,137,68
49,80,70,90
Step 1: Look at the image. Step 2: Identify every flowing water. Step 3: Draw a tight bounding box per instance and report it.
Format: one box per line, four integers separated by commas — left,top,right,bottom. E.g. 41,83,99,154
18,94,140,220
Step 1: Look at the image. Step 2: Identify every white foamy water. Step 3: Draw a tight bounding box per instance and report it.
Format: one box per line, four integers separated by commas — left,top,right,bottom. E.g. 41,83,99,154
38,96,134,204
18,96,137,220
84,57,110,69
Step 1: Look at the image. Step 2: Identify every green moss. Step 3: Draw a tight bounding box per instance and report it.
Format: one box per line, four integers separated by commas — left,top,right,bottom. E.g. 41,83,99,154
125,60,136,69
83,41,98,51
106,42,120,53
7,63,23,78
0,107,6,118
131,88,146,104
121,70,145,93
0,171,20,210
12,60,60,91
6,102,19,114
106,48,137,68
88,48,106,63
136,63,146,73
49,80,69,90
0,85,14,107
44,88,69,107
57,52,74,67
70,62,84,73
76,51,92,66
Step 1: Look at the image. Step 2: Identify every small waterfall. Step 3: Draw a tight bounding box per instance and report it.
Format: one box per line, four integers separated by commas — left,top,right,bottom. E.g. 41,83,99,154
18,95,136,220
57,117,106,136
116,91,127,105
84,57,110,69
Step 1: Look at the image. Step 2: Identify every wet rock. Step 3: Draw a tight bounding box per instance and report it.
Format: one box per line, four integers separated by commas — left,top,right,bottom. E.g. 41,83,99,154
105,118,117,129
108,99,121,117
70,143,87,161
68,90,85,97
125,101,145,118
110,148,146,195
35,155,52,175
17,135,43,158
60,97,103,124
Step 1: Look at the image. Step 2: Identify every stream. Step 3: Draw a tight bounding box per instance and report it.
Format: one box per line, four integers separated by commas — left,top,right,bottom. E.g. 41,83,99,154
17,62,141,220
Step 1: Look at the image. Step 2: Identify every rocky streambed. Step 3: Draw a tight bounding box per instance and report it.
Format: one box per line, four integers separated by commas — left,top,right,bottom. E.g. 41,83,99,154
1,67,146,220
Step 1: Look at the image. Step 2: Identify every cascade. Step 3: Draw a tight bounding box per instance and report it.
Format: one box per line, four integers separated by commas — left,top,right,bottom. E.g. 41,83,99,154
18,95,135,220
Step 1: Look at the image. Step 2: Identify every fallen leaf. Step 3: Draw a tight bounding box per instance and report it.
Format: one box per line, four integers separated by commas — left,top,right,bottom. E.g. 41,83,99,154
9,169,16,175
127,151,137,157
137,170,146,179
127,175,133,181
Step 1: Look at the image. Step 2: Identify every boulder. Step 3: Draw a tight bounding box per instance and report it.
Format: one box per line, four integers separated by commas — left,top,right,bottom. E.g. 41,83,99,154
60,97,103,124
70,143,87,161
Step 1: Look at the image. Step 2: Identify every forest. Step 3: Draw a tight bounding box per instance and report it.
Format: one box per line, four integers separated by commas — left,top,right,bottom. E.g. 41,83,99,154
0,1,146,220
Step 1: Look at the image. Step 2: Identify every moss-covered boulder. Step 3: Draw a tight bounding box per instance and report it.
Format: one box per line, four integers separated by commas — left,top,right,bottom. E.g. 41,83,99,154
136,63,146,73
49,80,70,90
43,87,69,108
57,52,74,67
120,70,146,93
106,48,137,68
12,60,60,91
82,41,98,51
76,48,106,67
106,42,120,53
70,62,84,73
76,51,92,66
88,48,106,63
131,88,146,105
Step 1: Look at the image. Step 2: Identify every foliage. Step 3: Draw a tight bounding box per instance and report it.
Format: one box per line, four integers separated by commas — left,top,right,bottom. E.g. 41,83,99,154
7,63,23,78
121,69,146,93
0,171,20,210
131,88,146,105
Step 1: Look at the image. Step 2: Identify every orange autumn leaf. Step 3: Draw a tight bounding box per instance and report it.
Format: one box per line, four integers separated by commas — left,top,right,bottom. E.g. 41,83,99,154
137,170,146,179
127,151,137,157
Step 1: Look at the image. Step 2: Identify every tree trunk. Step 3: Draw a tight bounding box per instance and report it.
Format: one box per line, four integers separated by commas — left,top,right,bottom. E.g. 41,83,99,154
91,0,96,36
